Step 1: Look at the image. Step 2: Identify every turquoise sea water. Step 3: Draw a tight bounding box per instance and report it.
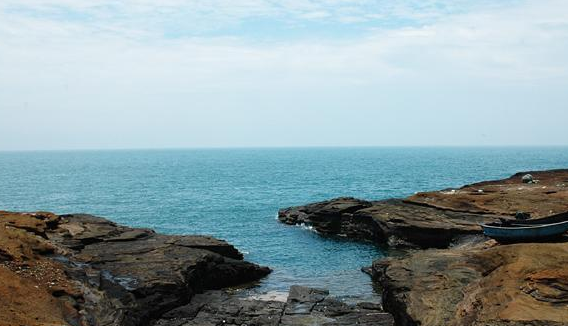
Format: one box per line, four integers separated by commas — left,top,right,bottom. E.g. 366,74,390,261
1,147,567,300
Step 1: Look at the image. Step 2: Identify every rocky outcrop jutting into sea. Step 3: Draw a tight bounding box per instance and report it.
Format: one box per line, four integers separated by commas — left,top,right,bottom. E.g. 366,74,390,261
0,211,271,326
4,169,568,326
279,169,568,326
279,197,501,248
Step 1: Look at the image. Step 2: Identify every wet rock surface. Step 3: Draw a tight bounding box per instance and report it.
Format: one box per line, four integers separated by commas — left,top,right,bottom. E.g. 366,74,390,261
278,197,374,238
154,285,394,326
0,211,270,326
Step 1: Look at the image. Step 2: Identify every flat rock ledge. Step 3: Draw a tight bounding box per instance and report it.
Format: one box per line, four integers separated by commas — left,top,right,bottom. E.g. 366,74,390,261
278,197,501,248
278,169,568,249
371,237,568,326
279,169,568,325
154,285,394,326
0,211,271,326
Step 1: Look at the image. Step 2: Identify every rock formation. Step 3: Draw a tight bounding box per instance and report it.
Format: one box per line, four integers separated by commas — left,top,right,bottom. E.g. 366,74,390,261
280,169,568,325
279,198,502,248
0,211,270,326
406,169,568,218
154,285,394,326
372,237,568,326
279,170,568,249
5,169,568,325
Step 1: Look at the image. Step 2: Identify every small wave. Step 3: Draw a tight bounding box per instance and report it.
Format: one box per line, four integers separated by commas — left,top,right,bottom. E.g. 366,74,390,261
299,223,318,234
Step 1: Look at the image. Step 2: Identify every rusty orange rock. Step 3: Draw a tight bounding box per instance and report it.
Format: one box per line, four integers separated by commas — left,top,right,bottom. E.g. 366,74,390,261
0,211,80,326
406,169,568,218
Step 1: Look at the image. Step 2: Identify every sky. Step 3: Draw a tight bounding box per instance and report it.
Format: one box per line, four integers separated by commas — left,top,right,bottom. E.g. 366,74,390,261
0,0,567,150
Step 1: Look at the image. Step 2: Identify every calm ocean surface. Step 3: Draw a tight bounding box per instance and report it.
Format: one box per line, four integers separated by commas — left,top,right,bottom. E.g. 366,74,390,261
1,147,567,300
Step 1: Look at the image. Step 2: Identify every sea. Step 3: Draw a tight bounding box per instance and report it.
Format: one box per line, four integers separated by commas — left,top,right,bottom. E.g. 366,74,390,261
1,147,567,301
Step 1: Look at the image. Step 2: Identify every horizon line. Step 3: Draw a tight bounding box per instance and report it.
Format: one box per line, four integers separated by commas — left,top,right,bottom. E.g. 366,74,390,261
1,144,568,153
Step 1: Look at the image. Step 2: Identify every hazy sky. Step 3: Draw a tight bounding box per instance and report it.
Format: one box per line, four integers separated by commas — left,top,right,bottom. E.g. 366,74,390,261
1,0,567,150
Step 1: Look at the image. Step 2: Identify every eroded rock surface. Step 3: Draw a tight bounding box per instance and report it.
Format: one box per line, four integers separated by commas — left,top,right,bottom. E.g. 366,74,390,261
0,211,270,326
278,197,377,240
279,198,502,248
154,285,394,326
280,169,568,325
279,170,568,248
407,169,568,218
0,211,82,326
371,238,568,326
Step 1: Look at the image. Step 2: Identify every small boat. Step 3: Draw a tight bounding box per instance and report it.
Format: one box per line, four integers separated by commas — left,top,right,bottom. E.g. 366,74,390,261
481,212,568,242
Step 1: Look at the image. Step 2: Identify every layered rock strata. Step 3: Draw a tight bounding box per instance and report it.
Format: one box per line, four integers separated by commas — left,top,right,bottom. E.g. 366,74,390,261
279,169,568,325
372,237,568,326
279,170,568,248
406,169,568,218
279,197,502,248
0,211,270,326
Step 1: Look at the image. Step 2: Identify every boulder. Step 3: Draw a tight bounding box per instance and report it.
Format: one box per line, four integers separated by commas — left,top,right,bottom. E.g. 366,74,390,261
522,174,534,183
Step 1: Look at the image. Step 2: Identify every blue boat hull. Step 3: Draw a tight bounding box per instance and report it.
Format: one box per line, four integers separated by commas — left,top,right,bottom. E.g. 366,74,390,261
481,220,568,242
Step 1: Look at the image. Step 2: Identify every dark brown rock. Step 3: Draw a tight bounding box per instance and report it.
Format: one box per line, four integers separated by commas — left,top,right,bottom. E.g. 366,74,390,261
278,197,374,236
356,199,500,248
154,286,394,326
279,170,568,248
279,198,502,248
1,211,270,326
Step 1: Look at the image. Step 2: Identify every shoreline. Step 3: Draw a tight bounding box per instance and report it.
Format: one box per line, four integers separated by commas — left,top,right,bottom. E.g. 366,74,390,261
279,169,568,325
0,211,393,326
2,168,568,325
0,212,271,326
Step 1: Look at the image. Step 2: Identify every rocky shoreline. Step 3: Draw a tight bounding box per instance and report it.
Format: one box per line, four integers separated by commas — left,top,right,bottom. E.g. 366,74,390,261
0,211,394,326
154,285,394,326
278,197,500,248
3,169,568,325
0,211,271,326
279,169,568,325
